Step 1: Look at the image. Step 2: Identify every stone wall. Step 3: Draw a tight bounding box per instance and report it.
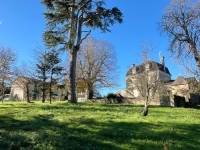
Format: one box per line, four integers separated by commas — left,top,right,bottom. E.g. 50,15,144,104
124,96,173,106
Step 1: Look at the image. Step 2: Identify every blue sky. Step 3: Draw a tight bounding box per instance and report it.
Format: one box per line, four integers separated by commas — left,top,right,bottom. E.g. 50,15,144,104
0,0,185,95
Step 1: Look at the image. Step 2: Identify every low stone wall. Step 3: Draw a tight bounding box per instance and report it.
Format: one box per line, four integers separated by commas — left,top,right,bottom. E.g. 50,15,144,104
89,97,174,106
125,98,173,106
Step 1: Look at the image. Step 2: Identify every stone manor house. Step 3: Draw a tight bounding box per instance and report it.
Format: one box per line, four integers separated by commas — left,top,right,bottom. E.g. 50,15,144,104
124,56,200,107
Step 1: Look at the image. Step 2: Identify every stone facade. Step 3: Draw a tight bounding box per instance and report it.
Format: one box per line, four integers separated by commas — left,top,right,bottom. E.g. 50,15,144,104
170,76,200,106
126,60,171,98
10,76,64,101
125,60,200,107
11,77,40,100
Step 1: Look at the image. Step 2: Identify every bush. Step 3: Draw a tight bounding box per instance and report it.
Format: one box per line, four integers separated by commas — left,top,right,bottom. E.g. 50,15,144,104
106,93,124,103
106,93,117,99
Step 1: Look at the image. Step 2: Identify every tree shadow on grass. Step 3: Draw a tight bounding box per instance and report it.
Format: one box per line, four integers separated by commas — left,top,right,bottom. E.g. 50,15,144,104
0,104,199,150
0,114,199,150
38,103,144,116
0,115,123,150
96,121,200,150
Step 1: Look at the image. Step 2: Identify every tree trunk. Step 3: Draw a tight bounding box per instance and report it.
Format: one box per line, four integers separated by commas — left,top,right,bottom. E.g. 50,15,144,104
192,47,200,70
68,0,78,103
142,105,148,116
49,87,52,104
1,81,4,103
87,84,93,99
85,85,93,100
42,89,45,103
49,75,52,104
68,49,78,103
27,92,30,103
182,28,200,70
49,82,52,104
26,84,30,103
142,97,148,116
2,90,4,103
89,89,93,99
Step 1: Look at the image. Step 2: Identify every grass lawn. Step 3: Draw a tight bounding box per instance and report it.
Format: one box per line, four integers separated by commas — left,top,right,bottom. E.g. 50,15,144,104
0,101,200,150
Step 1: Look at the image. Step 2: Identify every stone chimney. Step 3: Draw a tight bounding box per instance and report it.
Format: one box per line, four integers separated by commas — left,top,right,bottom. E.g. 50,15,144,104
160,56,166,72
132,64,136,74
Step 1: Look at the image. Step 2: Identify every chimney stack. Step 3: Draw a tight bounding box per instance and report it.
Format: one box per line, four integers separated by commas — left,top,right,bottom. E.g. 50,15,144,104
132,64,136,74
160,56,164,65
160,56,166,72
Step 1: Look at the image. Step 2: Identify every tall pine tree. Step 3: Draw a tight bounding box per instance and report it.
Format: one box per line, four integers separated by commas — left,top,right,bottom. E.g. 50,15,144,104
36,50,49,103
41,0,123,103
47,49,64,104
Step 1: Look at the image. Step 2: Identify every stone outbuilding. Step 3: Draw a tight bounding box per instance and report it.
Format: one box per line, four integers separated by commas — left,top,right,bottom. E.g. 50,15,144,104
170,76,200,107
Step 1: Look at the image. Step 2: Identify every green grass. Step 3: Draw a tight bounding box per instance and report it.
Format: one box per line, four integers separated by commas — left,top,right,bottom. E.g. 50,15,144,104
0,101,200,150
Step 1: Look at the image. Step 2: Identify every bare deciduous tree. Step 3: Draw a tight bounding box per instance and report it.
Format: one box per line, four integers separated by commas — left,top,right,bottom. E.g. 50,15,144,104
133,66,160,116
0,45,17,103
75,37,119,99
127,42,166,116
159,0,200,69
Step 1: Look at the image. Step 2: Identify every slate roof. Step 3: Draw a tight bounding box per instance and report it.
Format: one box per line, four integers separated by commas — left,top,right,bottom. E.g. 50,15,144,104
126,60,171,76
13,76,39,84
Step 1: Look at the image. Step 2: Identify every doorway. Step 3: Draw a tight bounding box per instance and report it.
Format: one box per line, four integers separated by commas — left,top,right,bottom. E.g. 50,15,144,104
174,95,186,107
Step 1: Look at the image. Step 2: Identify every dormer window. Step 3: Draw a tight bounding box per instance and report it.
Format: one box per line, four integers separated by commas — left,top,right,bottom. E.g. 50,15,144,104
132,68,136,74
145,64,150,71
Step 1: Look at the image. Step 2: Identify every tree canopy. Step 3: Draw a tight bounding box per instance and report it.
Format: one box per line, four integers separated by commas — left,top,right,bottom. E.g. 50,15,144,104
41,0,123,103
41,0,123,49
0,45,17,102
76,37,119,99
159,0,200,70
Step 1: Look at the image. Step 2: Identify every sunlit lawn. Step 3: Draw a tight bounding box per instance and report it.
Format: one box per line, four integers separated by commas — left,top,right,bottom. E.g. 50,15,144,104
0,101,200,150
